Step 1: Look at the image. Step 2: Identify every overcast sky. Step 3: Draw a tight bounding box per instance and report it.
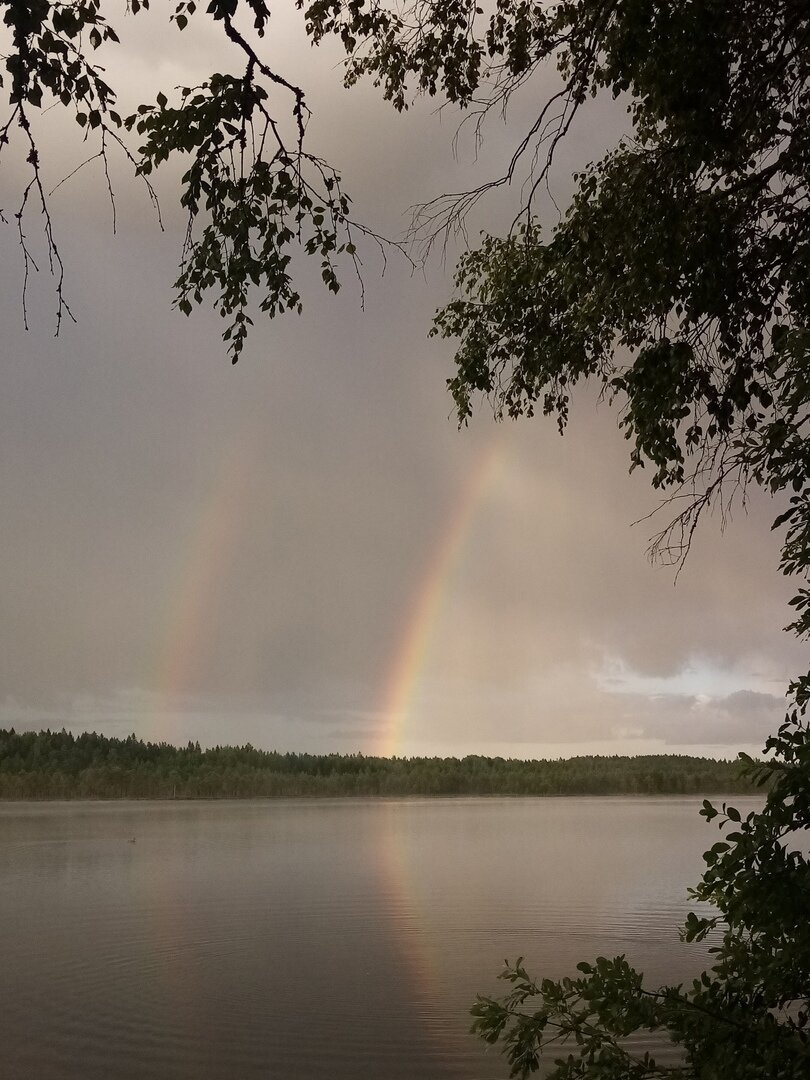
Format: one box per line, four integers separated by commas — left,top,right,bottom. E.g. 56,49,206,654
0,7,803,758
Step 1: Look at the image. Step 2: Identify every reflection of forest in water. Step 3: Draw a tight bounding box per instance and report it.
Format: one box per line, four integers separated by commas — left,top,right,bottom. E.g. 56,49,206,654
1,797,761,1079
0,729,758,798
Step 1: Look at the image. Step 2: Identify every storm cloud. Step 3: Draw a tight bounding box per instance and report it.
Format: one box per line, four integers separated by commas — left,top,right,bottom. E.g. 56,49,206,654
0,10,802,757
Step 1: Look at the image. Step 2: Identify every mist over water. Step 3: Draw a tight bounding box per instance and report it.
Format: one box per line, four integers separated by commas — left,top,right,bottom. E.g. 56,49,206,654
1,797,761,1079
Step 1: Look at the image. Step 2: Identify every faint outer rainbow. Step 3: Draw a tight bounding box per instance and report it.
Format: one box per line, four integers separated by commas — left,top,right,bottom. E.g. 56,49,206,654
377,437,506,758
153,434,256,738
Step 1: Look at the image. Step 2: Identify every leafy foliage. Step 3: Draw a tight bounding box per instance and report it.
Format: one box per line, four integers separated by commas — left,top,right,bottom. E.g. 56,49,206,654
471,714,810,1078
129,67,356,359
357,2,810,1075
423,1,809,553
294,1,810,1075
0,0,375,358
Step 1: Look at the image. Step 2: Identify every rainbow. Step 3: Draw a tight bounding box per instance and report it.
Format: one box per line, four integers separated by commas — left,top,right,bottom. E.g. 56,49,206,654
376,800,468,1072
152,433,257,740
377,436,506,758
150,425,504,756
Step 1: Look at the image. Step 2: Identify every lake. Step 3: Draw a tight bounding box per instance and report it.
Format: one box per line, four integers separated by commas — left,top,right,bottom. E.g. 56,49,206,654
0,796,759,1079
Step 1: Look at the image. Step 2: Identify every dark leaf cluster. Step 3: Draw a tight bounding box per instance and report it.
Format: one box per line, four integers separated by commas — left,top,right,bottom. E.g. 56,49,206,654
473,714,810,1078
0,0,378,356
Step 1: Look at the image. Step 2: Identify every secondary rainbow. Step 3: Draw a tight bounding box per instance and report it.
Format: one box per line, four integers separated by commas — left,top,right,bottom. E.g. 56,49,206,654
152,434,256,740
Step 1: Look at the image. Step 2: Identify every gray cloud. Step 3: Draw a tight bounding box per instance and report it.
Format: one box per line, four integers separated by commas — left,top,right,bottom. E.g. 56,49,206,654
598,689,787,748
0,13,802,758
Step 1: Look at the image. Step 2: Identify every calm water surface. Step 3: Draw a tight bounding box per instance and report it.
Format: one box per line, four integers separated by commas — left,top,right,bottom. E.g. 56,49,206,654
0,796,761,1079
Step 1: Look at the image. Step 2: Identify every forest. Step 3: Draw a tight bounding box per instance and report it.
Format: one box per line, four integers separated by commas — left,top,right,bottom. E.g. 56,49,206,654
0,728,759,800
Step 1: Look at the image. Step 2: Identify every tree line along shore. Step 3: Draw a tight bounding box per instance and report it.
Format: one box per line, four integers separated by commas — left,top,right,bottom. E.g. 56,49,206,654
0,729,762,800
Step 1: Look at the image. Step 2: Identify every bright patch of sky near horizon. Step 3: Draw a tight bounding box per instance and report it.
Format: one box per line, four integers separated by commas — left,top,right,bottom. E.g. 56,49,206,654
0,5,803,758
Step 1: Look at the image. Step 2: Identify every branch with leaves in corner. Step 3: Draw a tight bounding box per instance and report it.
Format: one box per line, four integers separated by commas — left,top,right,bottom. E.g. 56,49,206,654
0,0,397,360
470,706,810,1079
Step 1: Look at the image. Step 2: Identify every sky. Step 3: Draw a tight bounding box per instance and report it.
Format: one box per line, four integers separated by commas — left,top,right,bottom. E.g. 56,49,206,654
0,6,804,759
